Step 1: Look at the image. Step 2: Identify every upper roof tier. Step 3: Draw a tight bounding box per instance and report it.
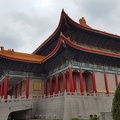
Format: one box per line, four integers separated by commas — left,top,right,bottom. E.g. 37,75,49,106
1,10,120,71
33,10,120,56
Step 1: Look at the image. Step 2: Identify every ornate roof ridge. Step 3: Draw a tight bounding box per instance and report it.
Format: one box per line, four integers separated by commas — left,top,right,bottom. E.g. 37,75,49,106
63,11,120,39
33,10,120,55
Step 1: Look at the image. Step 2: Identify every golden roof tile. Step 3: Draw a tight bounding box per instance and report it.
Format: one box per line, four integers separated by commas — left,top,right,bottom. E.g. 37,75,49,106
0,47,45,63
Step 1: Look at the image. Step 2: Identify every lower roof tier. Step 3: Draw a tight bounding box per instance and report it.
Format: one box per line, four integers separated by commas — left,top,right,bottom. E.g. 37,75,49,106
0,46,120,78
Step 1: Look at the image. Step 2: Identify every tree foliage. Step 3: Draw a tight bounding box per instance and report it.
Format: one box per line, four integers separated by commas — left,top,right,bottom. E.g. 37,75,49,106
112,83,120,120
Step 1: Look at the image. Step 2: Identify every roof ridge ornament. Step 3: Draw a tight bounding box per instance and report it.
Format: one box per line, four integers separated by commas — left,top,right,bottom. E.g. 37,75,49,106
0,46,4,51
62,8,64,12
60,32,64,36
79,17,92,29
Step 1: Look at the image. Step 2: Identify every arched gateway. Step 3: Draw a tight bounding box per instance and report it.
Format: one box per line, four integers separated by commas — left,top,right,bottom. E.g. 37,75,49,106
0,10,119,120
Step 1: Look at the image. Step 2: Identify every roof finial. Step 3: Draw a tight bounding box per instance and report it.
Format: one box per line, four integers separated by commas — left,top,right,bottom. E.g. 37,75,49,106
79,17,92,29
0,46,4,51
79,17,86,25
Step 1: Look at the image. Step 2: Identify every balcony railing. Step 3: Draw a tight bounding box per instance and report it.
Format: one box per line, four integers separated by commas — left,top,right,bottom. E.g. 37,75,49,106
28,92,114,101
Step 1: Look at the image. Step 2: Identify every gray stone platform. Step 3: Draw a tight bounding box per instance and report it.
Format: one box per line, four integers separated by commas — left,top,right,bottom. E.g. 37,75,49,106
0,92,114,120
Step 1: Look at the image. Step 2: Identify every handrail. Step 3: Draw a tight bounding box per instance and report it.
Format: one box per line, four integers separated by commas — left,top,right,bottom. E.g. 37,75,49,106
28,91,114,100
0,91,114,109
0,98,33,106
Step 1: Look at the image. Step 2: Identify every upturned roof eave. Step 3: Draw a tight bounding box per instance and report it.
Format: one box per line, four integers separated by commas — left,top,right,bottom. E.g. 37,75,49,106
0,37,63,64
32,10,66,55
33,10,120,55
40,37,63,63
0,53,43,64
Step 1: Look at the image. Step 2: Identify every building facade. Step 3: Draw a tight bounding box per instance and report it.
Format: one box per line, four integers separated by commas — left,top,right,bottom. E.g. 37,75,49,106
0,10,119,120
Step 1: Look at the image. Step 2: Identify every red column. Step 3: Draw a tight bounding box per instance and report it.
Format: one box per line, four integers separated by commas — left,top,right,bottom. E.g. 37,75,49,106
85,81,88,93
1,82,4,98
104,73,109,94
44,80,47,96
55,75,60,94
4,75,9,99
62,71,67,91
0,84,1,97
25,77,29,99
92,71,97,93
69,68,74,92
73,73,76,91
19,82,22,96
11,86,14,98
50,78,53,95
15,84,17,98
79,69,84,94
115,74,119,87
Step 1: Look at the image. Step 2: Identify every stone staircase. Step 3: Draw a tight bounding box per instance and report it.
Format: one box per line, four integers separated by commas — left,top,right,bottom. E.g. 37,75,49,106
0,98,33,120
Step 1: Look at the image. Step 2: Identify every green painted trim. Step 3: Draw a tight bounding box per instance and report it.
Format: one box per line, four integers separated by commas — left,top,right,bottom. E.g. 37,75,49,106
47,61,119,78
0,75,5,82
0,61,119,82
0,70,45,82
48,66,69,77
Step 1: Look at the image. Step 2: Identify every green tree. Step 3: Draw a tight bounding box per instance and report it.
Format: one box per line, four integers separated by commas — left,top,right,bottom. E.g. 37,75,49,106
112,83,120,120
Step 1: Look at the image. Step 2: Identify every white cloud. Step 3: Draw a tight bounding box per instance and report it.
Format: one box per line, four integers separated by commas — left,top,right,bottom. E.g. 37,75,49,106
0,0,120,53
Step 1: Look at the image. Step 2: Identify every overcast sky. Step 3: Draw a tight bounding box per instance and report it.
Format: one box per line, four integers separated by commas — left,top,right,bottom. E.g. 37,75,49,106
0,0,120,53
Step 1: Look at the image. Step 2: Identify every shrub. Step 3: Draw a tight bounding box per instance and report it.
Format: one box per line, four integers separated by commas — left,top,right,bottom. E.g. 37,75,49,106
89,114,99,120
112,83,120,120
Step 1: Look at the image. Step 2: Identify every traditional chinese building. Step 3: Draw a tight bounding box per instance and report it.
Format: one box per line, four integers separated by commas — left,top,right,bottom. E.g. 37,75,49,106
0,10,118,120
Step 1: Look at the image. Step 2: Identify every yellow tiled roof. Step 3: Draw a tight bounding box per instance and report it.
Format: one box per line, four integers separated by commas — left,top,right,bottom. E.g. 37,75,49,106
0,47,45,63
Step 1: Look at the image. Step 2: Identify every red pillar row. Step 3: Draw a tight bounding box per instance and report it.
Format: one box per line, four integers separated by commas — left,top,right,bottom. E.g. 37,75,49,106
25,77,29,99
104,73,109,94
47,69,84,95
49,75,61,95
92,71,97,93
46,69,120,95
47,69,96,94
48,69,75,95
